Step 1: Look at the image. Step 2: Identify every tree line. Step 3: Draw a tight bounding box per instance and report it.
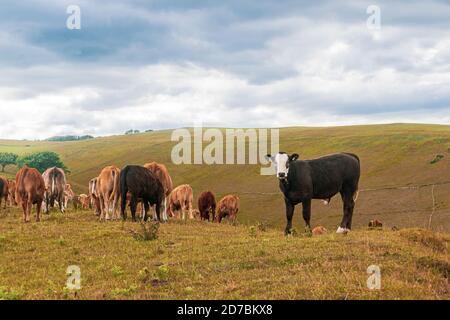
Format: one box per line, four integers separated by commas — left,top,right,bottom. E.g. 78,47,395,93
0,151,67,173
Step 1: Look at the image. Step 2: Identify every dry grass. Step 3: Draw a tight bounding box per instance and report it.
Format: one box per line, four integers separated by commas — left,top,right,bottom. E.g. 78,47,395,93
0,207,449,300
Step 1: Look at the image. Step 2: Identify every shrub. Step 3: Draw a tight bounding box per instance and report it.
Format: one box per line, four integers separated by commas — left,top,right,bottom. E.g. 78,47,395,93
430,154,444,164
131,222,159,241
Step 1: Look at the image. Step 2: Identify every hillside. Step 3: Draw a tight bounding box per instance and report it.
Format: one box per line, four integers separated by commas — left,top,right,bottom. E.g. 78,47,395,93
1,123,450,231
0,209,449,299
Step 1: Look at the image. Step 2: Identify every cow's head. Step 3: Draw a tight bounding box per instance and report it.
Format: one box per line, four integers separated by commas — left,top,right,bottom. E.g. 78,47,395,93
265,152,299,180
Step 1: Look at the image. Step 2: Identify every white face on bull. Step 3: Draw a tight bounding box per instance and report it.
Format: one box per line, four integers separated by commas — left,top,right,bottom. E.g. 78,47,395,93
265,152,299,180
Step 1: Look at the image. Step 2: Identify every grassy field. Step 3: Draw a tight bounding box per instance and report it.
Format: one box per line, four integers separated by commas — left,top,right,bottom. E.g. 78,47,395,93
1,123,450,231
1,123,450,300
0,207,449,300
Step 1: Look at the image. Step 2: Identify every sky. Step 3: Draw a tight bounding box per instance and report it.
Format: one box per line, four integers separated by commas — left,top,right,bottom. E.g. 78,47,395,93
0,0,450,139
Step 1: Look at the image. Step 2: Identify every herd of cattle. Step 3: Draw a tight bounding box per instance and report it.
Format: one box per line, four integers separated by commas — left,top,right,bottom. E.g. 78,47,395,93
0,162,240,224
0,151,363,235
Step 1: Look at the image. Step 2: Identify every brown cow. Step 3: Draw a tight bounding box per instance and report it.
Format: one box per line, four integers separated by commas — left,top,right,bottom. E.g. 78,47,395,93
15,166,45,222
97,166,120,220
198,191,216,221
368,219,383,229
143,162,173,222
8,179,16,206
0,176,8,210
79,194,90,210
89,177,101,216
216,195,239,223
42,167,67,213
168,184,193,220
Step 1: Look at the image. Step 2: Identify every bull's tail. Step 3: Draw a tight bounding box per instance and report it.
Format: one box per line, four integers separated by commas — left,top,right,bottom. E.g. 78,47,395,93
51,173,56,194
109,169,119,201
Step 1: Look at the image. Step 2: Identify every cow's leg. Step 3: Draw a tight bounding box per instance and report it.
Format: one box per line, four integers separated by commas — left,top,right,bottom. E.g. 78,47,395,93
120,194,127,221
337,190,355,233
59,194,65,213
99,194,105,221
301,199,312,231
143,201,150,222
26,196,32,223
36,200,42,222
284,198,295,235
21,201,27,222
155,199,162,222
130,196,137,222
161,197,168,222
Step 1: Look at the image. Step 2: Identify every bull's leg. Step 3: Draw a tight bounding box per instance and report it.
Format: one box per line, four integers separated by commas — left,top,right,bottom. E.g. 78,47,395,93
337,190,355,233
301,199,311,231
284,198,295,235
120,194,127,221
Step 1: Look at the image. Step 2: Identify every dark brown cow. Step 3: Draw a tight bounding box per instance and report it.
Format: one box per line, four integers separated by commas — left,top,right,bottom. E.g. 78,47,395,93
216,195,239,223
197,191,216,221
143,162,173,222
368,219,383,229
120,165,164,222
42,167,67,213
8,179,16,206
168,184,193,220
0,176,8,210
89,177,101,216
15,166,45,222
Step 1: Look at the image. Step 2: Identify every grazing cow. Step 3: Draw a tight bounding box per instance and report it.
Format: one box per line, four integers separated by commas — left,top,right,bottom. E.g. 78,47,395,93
197,191,216,221
216,195,239,223
312,226,328,236
266,152,360,235
15,166,45,222
42,167,67,213
368,219,383,229
97,166,120,220
63,183,77,210
143,162,173,222
192,209,201,220
79,194,90,210
8,179,16,206
119,165,164,222
89,177,101,216
0,176,8,210
168,184,194,220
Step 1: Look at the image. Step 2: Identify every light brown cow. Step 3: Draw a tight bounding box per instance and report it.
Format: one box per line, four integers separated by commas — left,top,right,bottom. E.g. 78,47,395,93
78,194,90,210
143,162,173,222
89,177,101,216
97,166,120,220
8,179,17,206
42,167,67,213
312,226,328,236
15,166,45,222
0,176,8,210
63,183,77,209
168,184,193,220
216,195,240,223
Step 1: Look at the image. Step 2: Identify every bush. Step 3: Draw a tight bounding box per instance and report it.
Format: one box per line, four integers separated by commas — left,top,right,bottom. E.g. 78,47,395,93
0,152,18,172
16,151,68,173
131,222,159,241
430,154,444,164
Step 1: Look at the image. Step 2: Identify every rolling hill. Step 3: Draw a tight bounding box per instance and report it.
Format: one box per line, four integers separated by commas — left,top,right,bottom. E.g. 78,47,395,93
1,123,450,232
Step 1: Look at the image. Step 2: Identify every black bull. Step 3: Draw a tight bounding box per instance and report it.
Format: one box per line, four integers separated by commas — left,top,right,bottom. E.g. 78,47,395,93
273,153,360,235
120,165,164,222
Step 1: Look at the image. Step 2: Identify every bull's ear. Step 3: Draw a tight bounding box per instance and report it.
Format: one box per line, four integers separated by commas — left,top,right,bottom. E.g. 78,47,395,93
289,153,299,161
265,154,274,162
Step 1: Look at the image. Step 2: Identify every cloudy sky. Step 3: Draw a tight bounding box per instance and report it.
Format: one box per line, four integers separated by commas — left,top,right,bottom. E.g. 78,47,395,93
1,0,450,139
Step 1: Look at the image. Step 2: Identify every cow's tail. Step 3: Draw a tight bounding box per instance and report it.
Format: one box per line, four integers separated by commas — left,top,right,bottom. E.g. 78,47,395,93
51,173,56,195
110,169,119,201
353,190,359,202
